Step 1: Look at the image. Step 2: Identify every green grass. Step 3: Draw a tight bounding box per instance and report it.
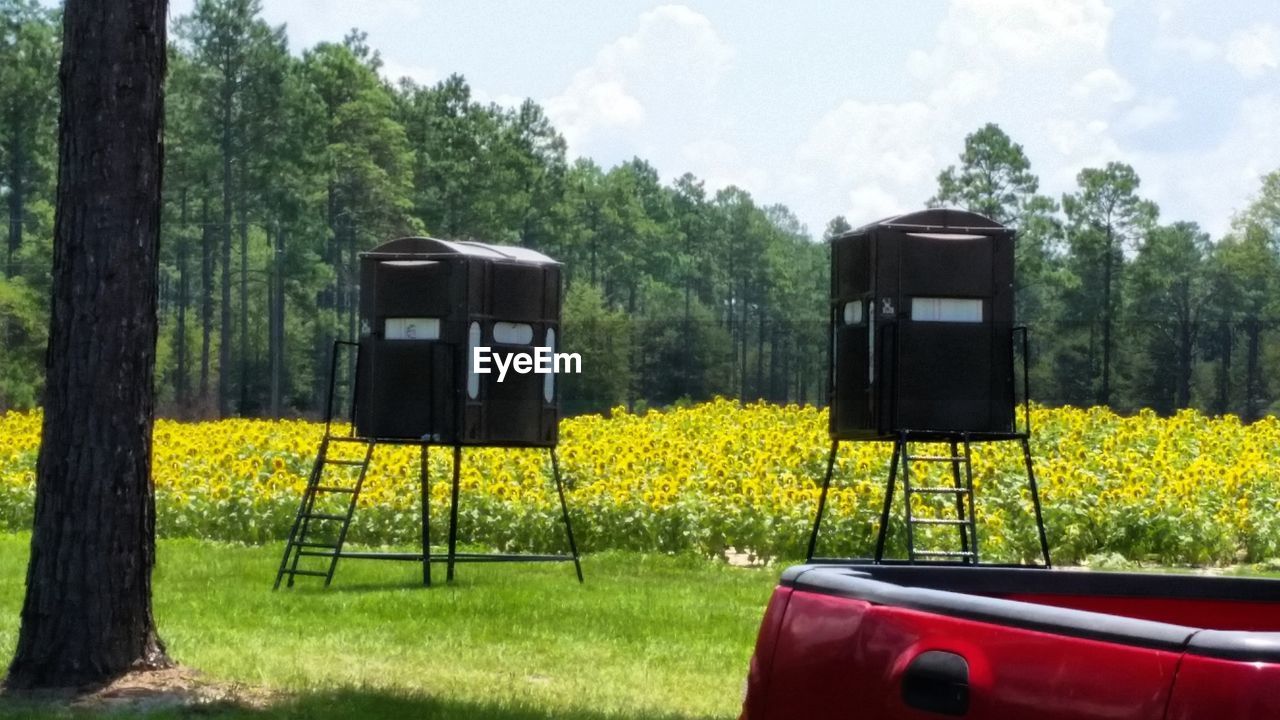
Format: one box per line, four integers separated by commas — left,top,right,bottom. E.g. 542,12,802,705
0,534,779,718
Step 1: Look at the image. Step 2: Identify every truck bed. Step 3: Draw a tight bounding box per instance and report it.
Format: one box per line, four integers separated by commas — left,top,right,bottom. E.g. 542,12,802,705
742,564,1280,719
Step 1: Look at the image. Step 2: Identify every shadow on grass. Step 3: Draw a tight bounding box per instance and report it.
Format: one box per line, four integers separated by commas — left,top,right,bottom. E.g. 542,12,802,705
274,581,434,594
274,571,583,594
0,687,728,720
260,688,723,720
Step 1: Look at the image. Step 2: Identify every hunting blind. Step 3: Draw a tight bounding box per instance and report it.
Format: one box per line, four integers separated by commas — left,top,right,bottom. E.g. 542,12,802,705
275,237,581,589
807,209,1052,567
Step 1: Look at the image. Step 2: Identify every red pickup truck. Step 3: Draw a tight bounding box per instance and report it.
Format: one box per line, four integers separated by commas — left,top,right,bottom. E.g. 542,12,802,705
741,563,1280,719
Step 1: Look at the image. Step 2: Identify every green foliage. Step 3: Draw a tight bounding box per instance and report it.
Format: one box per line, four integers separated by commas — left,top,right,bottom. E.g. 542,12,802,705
6,1,1280,420
631,281,733,406
0,535,774,719
0,0,58,279
1126,222,1210,412
0,277,43,409
1052,162,1159,406
930,122,1039,225
560,283,631,415
0,0,851,415
822,215,852,241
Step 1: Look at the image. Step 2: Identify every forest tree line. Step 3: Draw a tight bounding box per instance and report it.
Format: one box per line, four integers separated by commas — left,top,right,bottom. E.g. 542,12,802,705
3,0,1280,420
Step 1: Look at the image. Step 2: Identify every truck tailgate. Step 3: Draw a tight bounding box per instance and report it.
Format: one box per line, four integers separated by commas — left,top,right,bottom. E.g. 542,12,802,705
756,588,1182,719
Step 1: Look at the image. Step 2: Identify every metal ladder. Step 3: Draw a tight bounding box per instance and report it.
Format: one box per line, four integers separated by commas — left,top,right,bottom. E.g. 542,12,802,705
900,434,979,563
273,435,376,588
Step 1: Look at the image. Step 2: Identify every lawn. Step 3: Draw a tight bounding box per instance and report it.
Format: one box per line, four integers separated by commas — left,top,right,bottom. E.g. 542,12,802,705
0,534,778,719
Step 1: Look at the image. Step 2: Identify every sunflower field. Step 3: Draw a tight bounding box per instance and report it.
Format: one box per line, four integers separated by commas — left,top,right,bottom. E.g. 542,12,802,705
1,401,1279,565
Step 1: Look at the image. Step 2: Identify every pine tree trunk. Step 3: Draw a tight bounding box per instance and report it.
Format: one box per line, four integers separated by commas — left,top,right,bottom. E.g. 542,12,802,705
742,294,750,399
1100,224,1113,406
238,214,249,413
218,82,233,418
1176,315,1193,410
5,134,23,278
6,0,169,689
1216,320,1232,415
1246,318,1262,422
755,309,765,401
346,219,357,345
199,195,213,407
175,189,189,411
270,224,285,417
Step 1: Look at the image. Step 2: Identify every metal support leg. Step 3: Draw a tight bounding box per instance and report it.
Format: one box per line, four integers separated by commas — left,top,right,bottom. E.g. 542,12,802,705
550,449,584,583
961,435,979,564
901,434,916,562
1022,437,1052,568
873,439,902,563
949,439,971,561
421,444,431,587
447,444,461,583
806,441,840,562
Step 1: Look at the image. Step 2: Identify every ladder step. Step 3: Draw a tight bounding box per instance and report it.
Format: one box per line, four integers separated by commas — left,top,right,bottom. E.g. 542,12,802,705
314,486,357,494
911,518,970,526
297,550,338,558
915,550,976,558
303,513,347,521
323,459,367,467
294,541,339,549
282,569,329,577
328,436,373,444
907,455,965,462
911,487,969,495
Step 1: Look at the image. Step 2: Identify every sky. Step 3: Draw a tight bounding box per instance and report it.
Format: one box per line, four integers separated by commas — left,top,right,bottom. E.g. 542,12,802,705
158,0,1280,238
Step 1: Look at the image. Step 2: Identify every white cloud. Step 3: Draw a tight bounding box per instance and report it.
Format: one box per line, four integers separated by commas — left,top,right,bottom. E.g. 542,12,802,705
1225,24,1280,78
545,4,734,153
909,0,1113,90
679,140,768,195
1156,31,1219,62
796,100,944,222
472,89,530,111
1037,119,1124,194
379,58,438,87
1134,92,1280,234
1119,96,1179,132
794,0,1128,227
1071,68,1134,104
1151,0,1219,61
546,79,645,145
255,0,426,52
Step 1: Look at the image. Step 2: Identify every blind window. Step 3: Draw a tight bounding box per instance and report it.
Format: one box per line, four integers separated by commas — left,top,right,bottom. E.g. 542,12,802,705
493,322,534,344
384,317,440,340
843,301,864,325
911,297,982,323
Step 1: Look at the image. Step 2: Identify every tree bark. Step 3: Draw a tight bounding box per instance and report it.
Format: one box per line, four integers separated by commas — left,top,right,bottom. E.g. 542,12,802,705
1216,320,1232,415
1245,318,1262,422
269,224,284,417
346,217,357,345
238,214,249,413
6,0,169,689
175,188,189,411
1100,223,1113,406
5,134,23,278
199,194,212,407
1176,307,1193,410
755,308,765,401
218,77,233,417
